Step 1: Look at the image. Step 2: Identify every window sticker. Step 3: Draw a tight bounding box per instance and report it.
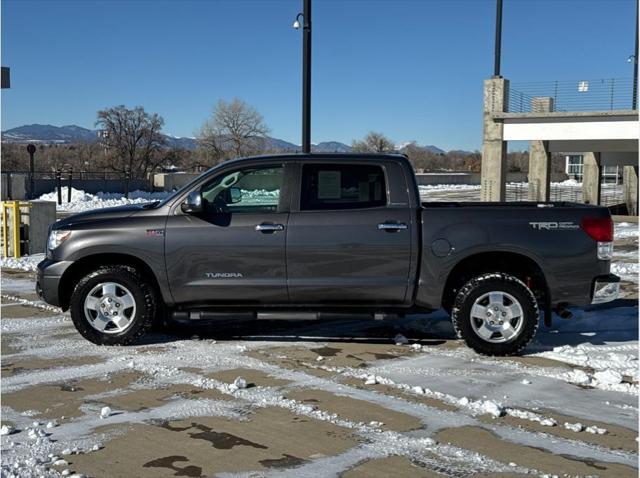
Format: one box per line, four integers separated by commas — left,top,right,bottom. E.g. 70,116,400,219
317,171,342,199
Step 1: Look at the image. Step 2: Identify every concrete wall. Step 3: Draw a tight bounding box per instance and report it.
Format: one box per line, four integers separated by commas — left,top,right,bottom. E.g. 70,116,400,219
1,174,149,198
1,174,27,200
32,179,149,196
153,173,200,191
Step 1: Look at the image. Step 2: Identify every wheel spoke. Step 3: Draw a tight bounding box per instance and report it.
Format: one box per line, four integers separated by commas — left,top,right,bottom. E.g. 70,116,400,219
92,315,110,332
505,303,522,319
489,292,504,306
501,324,517,341
85,296,99,311
475,321,494,340
470,303,487,319
102,283,117,296
119,294,135,310
111,315,130,330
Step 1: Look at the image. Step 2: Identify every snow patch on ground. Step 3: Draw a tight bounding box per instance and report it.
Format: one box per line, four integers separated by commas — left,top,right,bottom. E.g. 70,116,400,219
1,253,44,272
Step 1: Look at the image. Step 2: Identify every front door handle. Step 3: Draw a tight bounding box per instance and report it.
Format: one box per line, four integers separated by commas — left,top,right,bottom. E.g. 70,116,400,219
378,222,408,232
255,223,285,233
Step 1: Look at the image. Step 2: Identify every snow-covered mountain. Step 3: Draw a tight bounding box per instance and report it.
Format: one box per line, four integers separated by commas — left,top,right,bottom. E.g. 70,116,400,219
1,124,354,153
395,141,445,155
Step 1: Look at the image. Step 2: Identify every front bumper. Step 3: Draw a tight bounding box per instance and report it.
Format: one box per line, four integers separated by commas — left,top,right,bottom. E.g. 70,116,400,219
591,274,620,304
36,258,73,308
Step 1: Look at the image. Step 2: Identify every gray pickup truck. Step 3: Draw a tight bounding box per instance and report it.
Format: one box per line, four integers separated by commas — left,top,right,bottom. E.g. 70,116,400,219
37,153,619,355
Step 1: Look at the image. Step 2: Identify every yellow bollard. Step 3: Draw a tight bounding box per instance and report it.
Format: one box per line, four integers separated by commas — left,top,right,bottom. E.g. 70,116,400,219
1,201,30,258
1,202,8,258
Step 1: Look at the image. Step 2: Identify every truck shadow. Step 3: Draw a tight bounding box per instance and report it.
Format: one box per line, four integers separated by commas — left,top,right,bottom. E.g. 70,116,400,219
141,313,453,347
138,299,638,353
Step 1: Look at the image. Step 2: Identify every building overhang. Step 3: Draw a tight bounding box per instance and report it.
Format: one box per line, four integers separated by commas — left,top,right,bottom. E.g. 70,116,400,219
494,110,639,142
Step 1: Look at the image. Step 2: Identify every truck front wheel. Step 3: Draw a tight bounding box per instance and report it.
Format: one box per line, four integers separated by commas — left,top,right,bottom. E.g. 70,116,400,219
69,265,158,345
451,273,539,356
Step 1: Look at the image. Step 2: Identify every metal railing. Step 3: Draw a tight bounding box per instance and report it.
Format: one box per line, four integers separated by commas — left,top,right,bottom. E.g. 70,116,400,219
421,183,625,207
508,78,637,113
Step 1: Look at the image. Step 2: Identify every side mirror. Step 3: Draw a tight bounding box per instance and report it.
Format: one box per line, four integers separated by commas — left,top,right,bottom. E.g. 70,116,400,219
229,187,242,204
181,190,203,213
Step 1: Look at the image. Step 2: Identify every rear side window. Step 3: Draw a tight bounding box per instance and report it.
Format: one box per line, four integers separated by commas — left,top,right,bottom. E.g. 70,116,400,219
301,164,387,210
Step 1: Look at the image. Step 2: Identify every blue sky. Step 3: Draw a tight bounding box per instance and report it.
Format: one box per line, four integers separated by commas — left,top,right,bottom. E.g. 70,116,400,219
1,0,637,151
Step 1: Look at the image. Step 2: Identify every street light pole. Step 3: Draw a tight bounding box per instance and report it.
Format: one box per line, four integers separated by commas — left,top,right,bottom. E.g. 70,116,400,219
302,0,312,153
493,0,503,78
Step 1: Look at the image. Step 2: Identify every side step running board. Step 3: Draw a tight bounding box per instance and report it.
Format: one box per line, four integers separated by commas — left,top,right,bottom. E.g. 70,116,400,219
170,311,398,322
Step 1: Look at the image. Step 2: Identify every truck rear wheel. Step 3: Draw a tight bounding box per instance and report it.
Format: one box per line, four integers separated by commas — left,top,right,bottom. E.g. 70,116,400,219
451,273,539,356
69,265,158,345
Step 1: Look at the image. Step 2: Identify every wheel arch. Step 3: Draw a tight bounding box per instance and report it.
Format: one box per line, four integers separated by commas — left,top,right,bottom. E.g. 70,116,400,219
442,251,549,317
58,253,166,311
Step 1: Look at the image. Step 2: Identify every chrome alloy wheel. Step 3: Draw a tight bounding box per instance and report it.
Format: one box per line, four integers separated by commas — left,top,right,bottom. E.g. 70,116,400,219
84,282,136,334
469,291,524,343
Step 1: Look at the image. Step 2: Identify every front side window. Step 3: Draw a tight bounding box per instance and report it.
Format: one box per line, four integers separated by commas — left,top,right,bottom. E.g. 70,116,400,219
200,165,283,214
301,164,387,211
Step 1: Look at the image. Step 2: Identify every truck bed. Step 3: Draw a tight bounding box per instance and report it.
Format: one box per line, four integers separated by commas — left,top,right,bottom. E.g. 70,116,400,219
421,201,590,209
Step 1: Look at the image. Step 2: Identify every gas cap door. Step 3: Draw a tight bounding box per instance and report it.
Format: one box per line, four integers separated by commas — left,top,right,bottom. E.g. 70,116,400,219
431,238,453,257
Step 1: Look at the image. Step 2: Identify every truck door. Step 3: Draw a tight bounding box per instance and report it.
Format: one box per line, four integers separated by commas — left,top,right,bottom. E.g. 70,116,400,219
286,161,413,304
165,163,290,306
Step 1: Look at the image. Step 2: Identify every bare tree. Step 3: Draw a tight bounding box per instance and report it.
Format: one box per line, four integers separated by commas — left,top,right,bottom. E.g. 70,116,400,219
198,98,270,164
95,105,165,177
351,131,396,153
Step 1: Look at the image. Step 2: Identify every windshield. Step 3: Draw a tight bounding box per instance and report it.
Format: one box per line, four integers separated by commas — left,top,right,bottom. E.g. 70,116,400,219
155,168,215,208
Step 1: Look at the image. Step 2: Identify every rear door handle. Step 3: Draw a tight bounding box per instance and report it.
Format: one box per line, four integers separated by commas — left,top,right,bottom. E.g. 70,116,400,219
378,222,408,232
255,223,285,233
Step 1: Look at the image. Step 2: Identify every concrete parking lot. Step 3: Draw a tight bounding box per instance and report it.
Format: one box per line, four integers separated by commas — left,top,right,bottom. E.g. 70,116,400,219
1,222,637,478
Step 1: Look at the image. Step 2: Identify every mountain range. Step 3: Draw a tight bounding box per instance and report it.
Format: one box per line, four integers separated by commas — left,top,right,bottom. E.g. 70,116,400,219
1,123,447,155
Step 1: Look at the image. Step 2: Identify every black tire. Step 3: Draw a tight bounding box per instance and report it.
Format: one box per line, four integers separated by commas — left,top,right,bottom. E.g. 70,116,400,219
69,265,158,345
451,272,539,356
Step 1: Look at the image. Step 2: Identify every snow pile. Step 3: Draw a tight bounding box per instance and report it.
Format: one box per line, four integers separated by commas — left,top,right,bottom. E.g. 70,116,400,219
393,334,409,345
564,422,583,432
611,261,639,282
562,422,607,435
418,184,480,193
614,222,639,240
457,397,503,418
556,179,581,186
37,187,281,213
229,376,248,392
506,408,556,427
38,188,169,213
1,253,45,272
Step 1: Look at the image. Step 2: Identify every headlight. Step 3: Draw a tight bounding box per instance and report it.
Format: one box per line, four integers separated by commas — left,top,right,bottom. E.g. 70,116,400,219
48,230,71,251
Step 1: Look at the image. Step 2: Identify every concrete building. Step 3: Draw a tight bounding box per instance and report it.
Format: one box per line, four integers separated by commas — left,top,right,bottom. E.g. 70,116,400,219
565,154,621,184
480,76,638,214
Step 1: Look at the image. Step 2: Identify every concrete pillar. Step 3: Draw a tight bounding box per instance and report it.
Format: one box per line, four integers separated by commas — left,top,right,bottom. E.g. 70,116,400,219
582,153,601,205
24,201,57,254
527,96,554,202
623,165,638,215
528,141,551,201
480,77,509,201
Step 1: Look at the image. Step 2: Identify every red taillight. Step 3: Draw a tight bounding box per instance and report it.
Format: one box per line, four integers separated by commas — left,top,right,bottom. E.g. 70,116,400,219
581,216,613,242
